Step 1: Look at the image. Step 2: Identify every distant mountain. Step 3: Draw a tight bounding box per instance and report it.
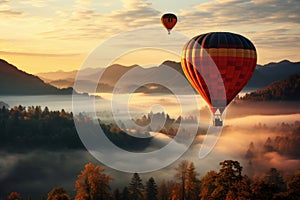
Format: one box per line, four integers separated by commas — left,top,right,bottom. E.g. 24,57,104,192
37,70,78,82
245,60,300,90
241,73,300,101
0,59,73,95
36,59,300,94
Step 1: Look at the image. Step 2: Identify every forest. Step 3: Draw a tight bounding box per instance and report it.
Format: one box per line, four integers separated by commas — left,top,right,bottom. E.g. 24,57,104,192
241,73,300,101
3,160,300,200
0,106,203,152
1,106,300,200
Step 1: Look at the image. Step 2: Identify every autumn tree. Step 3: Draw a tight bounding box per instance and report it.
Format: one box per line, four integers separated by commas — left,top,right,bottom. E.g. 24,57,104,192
185,162,201,200
158,180,174,200
174,160,188,200
286,170,300,199
128,173,144,200
199,170,217,200
263,168,286,193
211,160,244,199
6,192,21,200
47,187,71,200
250,179,274,200
75,163,112,200
146,177,158,200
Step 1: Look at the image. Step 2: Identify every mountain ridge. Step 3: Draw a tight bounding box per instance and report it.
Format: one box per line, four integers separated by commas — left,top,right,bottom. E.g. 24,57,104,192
0,59,74,95
241,73,300,101
2,58,299,95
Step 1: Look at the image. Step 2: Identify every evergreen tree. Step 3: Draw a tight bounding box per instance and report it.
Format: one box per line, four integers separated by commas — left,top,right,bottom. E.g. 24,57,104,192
264,168,286,192
121,187,130,200
114,189,121,200
128,173,144,200
250,179,274,200
146,177,158,200
211,160,243,199
286,170,300,199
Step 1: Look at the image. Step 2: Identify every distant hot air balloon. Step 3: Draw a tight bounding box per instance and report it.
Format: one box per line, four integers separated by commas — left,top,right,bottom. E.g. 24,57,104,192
161,13,177,34
181,32,257,126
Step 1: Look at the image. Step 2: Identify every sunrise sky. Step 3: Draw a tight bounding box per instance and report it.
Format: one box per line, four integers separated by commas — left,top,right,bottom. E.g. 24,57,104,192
0,0,299,73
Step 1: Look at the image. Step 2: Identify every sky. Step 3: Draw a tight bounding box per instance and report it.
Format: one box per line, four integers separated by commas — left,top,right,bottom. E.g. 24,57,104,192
0,0,299,73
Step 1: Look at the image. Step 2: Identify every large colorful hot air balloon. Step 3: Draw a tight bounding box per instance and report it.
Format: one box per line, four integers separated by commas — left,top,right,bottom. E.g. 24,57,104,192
161,13,177,34
181,32,257,126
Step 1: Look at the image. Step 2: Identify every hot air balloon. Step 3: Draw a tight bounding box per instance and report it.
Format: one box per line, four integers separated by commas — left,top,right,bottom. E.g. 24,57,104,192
181,32,257,126
161,13,177,34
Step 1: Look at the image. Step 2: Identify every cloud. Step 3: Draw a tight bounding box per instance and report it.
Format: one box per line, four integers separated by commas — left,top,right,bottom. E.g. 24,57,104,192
176,0,300,64
194,0,299,25
0,9,22,16
0,50,81,57
0,0,23,17
40,0,160,40
18,0,57,8
177,0,300,37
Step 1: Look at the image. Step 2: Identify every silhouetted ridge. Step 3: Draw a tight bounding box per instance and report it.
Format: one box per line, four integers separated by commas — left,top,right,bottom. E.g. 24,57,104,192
242,73,300,101
0,59,73,95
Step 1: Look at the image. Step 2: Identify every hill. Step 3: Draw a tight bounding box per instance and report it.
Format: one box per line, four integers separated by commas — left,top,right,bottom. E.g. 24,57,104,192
245,60,300,90
0,59,73,95
37,60,300,94
241,73,300,101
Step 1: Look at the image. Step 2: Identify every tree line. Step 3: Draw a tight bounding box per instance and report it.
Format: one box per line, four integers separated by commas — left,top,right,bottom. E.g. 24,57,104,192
245,121,300,162
0,106,202,152
4,160,300,200
240,73,300,101
0,106,155,152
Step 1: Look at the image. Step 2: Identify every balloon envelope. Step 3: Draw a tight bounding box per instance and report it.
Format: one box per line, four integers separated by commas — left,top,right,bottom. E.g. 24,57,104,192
181,32,257,114
161,13,177,34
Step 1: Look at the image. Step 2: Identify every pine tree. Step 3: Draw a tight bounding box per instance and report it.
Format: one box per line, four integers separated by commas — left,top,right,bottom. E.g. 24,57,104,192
114,189,121,200
146,177,158,200
121,187,130,200
287,170,300,199
128,173,144,200
264,168,286,192
211,160,243,199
